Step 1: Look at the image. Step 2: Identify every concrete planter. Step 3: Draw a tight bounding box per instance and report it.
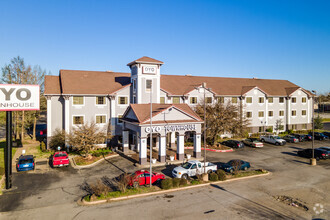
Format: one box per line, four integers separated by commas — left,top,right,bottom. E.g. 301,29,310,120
170,156,174,161
151,158,157,164
186,154,191,159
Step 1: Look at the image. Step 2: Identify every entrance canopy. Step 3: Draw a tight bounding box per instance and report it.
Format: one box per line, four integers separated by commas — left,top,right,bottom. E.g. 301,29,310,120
121,104,203,137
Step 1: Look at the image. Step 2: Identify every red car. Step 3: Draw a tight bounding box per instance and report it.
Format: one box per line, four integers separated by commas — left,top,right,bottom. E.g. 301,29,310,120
52,151,70,167
129,170,165,187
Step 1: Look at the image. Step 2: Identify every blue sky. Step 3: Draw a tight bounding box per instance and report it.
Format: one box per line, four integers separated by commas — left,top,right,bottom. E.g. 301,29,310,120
0,0,329,93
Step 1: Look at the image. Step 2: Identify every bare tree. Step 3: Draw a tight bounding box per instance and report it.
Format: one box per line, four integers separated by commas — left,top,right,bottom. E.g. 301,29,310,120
195,100,250,145
274,119,284,134
114,173,134,192
67,121,107,156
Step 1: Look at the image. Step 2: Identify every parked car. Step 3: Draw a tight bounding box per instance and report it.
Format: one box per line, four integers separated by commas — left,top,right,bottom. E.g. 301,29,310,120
219,159,251,173
292,134,306,142
297,148,329,160
16,155,35,172
129,170,165,187
220,140,244,148
309,132,329,140
304,134,313,141
323,132,330,137
27,124,47,142
317,147,330,154
283,135,299,143
242,138,263,147
260,135,286,146
172,160,217,179
51,151,70,167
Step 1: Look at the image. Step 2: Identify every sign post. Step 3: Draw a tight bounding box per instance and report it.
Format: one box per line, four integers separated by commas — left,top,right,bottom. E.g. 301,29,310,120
1,84,40,189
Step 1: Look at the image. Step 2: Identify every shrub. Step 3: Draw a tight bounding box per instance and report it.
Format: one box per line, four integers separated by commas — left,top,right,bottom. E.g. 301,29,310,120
161,179,173,190
265,128,273,133
190,180,200,185
209,172,218,181
196,174,203,182
49,129,66,150
90,148,112,157
179,178,188,186
172,178,181,187
216,169,227,181
114,173,133,193
40,141,47,152
89,180,111,197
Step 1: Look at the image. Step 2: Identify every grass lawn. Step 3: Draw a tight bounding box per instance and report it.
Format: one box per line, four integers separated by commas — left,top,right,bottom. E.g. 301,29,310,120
0,140,17,176
24,140,52,159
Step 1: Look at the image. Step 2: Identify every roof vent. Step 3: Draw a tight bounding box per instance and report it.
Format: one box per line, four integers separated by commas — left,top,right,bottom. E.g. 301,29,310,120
185,74,192,76
253,77,258,79
106,70,113,72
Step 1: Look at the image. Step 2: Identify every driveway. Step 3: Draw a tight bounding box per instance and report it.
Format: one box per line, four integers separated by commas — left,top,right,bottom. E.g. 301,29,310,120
0,140,329,219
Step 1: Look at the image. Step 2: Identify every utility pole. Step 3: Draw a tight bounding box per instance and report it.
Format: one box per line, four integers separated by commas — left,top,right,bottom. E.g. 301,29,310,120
149,80,153,187
311,90,316,166
203,82,207,174
5,111,13,189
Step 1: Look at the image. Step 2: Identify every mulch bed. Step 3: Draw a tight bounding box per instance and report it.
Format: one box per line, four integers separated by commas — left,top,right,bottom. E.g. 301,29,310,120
74,153,114,165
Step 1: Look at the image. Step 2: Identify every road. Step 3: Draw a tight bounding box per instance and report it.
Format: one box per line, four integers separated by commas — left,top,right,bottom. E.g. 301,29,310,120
0,140,329,220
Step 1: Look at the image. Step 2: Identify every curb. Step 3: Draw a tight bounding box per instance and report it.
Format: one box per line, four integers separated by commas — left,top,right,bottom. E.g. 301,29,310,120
71,154,119,169
80,171,271,206
184,147,233,153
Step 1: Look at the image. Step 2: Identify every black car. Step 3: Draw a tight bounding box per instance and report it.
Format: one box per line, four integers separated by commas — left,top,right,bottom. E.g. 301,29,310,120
318,147,330,155
304,134,313,141
323,132,330,137
292,134,305,142
309,132,329,140
221,140,244,148
297,148,329,160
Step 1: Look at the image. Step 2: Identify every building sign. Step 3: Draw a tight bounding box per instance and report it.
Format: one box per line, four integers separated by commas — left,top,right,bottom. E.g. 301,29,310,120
144,124,197,133
0,84,40,111
142,65,157,74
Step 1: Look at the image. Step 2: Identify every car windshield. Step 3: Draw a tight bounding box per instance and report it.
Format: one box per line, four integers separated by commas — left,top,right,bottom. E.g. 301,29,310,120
55,153,67,157
182,162,192,169
19,159,33,164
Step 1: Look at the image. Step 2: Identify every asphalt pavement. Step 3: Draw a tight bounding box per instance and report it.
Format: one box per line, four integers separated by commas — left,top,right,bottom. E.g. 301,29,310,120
0,139,329,219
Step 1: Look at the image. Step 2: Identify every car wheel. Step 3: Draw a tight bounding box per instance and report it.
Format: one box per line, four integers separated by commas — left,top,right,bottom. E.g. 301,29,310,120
261,139,265,142
275,142,280,146
244,167,247,171
182,174,188,179
207,170,212,174
229,169,233,174
315,157,320,161
133,181,139,188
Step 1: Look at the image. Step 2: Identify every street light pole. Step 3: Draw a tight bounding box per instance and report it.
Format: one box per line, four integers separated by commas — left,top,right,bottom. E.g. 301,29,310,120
203,82,207,174
311,90,316,166
150,81,153,187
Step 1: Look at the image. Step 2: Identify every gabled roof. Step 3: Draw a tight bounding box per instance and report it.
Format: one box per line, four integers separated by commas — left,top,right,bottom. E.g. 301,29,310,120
44,70,131,95
127,56,164,66
122,104,203,125
160,74,309,97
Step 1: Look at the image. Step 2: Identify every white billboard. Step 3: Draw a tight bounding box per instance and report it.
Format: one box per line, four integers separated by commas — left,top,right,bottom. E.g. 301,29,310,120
0,84,40,111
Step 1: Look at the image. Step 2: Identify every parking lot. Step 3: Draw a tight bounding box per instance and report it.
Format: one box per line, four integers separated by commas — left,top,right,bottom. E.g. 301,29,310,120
0,139,329,219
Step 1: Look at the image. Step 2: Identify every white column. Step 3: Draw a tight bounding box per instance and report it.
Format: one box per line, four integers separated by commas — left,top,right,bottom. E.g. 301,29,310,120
122,130,129,153
136,134,140,152
64,96,70,134
46,96,52,149
193,133,201,158
265,97,268,126
159,136,166,162
287,97,291,129
307,98,310,123
110,97,116,134
170,132,176,148
139,137,147,164
177,134,184,161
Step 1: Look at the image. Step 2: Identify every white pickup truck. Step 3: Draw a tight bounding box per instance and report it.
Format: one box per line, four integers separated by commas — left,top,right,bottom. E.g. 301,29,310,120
172,160,217,179
260,135,286,146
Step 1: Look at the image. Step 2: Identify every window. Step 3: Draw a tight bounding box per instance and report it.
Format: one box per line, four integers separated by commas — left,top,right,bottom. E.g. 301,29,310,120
96,96,105,105
258,97,264,103
73,116,84,125
258,111,264,117
73,96,84,105
172,97,180,104
292,124,297,130
117,115,123,124
302,97,307,103
232,97,238,103
246,112,252,118
279,110,284,116
259,127,262,132
279,97,284,103
118,96,128,105
133,79,136,91
292,97,296,103
206,97,212,104
302,124,307,129
160,97,165,104
146,79,152,91
268,97,273,103
190,97,197,104
217,97,224,103
268,111,273,117
96,115,106,124
292,110,296,116
302,110,307,116
246,97,252,103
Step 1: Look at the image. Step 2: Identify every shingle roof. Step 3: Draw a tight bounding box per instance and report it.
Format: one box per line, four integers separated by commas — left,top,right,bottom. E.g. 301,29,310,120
127,56,164,66
123,104,203,124
160,74,313,97
44,75,61,95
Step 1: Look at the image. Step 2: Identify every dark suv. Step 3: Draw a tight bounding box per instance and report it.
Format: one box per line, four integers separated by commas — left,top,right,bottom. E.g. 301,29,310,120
297,148,329,160
309,132,329,140
221,140,244,148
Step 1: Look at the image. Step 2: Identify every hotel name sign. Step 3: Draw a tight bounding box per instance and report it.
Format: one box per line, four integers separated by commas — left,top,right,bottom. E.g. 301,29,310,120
142,65,157,74
0,84,40,111
145,124,197,133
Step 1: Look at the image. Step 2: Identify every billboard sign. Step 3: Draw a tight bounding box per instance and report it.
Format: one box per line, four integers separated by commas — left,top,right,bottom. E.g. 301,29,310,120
0,84,40,111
